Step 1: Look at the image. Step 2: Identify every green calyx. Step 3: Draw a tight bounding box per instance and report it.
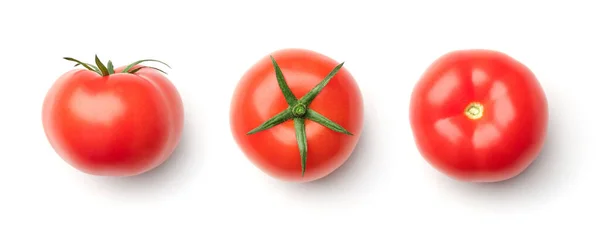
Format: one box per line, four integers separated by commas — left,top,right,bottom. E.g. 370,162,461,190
246,56,353,176
64,55,170,77
292,104,307,117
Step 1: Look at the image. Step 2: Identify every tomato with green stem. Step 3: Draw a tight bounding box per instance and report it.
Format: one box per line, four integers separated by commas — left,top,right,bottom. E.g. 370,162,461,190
409,49,548,182
42,55,183,176
230,49,364,182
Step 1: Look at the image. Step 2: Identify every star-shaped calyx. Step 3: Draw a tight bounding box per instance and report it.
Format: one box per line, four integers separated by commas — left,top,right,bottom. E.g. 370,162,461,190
246,56,353,176
64,55,170,77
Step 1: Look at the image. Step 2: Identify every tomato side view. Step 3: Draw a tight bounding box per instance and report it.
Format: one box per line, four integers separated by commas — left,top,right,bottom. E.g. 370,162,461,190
409,49,548,182
230,49,364,182
42,55,184,176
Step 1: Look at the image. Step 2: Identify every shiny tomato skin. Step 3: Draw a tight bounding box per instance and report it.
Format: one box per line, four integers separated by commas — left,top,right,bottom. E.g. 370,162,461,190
42,67,183,176
230,49,364,182
113,65,185,150
409,49,548,182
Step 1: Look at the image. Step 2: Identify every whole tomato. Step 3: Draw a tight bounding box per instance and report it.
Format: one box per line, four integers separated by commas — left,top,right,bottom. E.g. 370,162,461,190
409,49,548,182
230,49,364,182
42,55,184,176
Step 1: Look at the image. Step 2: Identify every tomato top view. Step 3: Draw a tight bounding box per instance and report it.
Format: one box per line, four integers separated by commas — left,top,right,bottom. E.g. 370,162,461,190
409,49,548,182
230,49,364,182
42,55,184,176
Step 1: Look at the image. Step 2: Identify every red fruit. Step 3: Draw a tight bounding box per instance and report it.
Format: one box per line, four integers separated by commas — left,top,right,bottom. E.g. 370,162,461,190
43,56,184,176
230,49,364,182
410,49,548,182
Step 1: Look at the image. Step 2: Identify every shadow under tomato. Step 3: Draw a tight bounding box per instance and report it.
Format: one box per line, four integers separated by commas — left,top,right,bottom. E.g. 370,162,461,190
434,109,569,207
89,115,200,199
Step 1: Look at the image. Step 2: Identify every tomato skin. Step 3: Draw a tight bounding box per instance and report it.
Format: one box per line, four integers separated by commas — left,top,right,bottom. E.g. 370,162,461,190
230,49,364,182
409,49,548,182
42,66,183,176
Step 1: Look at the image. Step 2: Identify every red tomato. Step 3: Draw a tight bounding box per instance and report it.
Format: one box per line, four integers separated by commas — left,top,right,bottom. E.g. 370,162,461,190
409,49,548,182
230,49,364,182
42,56,184,176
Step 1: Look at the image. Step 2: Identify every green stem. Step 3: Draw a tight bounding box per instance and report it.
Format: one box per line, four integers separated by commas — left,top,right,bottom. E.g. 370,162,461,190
95,55,110,76
270,56,297,105
64,55,170,77
293,118,308,176
64,57,98,73
107,60,115,74
292,103,307,117
122,59,171,73
246,110,293,135
246,56,353,176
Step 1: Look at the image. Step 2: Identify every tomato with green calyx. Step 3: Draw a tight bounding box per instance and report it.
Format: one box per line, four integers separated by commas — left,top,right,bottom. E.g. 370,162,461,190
409,49,548,182
230,49,364,182
42,55,184,176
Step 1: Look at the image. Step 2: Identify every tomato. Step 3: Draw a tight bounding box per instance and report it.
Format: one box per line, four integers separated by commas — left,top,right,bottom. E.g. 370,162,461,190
42,55,184,176
409,49,548,182
230,49,364,182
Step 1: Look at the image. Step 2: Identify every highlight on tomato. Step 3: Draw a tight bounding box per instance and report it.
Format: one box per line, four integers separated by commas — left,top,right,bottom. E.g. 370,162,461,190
230,49,364,182
42,55,184,177
409,49,548,182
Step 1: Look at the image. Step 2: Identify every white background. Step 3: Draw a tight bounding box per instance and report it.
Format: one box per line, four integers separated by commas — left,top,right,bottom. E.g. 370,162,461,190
0,0,598,229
